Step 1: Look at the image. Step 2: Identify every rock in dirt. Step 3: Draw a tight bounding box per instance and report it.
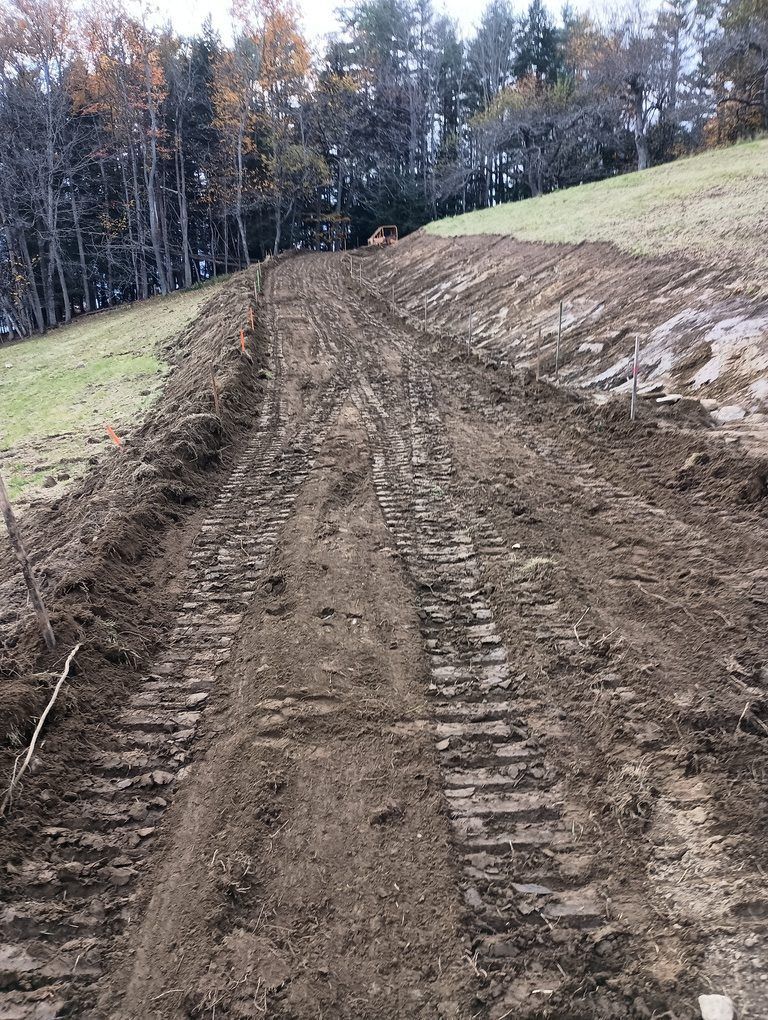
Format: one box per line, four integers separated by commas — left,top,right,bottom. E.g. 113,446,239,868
100,866,136,888
150,770,175,786
698,993,736,1020
683,451,709,470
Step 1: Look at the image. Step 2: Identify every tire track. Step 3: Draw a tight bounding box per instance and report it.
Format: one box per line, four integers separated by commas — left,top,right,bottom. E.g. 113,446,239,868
0,262,352,1020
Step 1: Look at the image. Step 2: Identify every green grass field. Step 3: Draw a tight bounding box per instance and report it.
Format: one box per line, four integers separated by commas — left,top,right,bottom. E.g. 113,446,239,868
427,139,768,280
0,285,217,504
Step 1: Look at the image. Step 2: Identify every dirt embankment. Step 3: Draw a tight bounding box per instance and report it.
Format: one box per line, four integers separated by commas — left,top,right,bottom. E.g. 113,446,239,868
367,232,768,429
1,249,766,1020
0,267,267,811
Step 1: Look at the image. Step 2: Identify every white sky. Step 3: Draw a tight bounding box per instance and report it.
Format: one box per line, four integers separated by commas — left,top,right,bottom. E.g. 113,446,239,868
159,0,605,48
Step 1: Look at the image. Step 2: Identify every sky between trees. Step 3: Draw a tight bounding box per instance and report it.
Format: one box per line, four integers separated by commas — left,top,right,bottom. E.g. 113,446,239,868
1,0,766,338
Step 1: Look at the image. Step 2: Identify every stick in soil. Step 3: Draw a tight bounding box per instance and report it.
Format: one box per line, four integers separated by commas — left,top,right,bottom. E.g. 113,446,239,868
0,470,56,650
0,642,82,816
630,334,640,421
537,326,542,380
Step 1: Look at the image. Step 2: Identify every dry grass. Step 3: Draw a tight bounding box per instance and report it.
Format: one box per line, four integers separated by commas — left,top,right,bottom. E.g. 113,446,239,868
427,139,768,284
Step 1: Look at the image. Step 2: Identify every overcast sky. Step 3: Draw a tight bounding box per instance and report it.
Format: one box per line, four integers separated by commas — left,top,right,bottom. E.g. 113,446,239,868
160,0,605,48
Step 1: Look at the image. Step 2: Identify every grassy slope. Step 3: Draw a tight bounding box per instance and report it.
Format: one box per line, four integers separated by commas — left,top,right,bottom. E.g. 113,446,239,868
0,285,217,502
426,140,768,279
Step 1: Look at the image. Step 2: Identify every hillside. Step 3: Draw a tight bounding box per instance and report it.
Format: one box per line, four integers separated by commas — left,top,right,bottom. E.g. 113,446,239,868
428,140,768,290
0,285,219,504
364,143,768,429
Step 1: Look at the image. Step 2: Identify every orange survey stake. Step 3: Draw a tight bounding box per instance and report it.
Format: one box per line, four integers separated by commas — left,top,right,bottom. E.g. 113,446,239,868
105,424,123,448
240,328,246,353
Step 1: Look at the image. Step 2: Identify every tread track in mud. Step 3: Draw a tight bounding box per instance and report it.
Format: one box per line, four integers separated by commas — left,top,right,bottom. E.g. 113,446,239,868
355,349,610,1017
0,275,351,1019
2,252,765,1020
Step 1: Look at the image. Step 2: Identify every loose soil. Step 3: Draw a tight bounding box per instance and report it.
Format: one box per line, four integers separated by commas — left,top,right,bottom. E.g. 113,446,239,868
0,249,766,1020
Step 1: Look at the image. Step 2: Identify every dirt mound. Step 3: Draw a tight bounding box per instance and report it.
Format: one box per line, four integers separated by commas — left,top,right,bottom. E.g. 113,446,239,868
363,231,768,425
0,266,268,793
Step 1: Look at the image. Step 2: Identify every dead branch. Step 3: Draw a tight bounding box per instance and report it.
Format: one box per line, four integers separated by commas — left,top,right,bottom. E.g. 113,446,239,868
1,642,83,817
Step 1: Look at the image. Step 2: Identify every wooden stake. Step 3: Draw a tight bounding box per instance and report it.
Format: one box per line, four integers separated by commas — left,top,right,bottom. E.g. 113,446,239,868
210,366,222,418
249,306,255,331
256,264,262,293
0,471,56,650
537,326,542,380
555,301,563,378
240,328,246,354
630,335,640,421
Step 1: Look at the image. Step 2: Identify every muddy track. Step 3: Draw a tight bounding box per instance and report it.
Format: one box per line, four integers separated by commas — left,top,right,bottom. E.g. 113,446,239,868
1,252,766,1020
0,266,352,1019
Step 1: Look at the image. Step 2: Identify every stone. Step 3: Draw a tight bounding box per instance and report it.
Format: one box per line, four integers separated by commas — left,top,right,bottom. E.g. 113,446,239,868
101,866,135,888
698,994,735,1020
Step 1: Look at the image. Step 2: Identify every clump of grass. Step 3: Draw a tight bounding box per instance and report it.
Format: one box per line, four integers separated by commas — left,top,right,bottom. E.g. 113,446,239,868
604,761,656,820
515,555,554,582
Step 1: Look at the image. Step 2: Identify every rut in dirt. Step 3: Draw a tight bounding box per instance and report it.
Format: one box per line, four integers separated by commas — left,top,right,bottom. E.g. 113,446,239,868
1,251,767,1020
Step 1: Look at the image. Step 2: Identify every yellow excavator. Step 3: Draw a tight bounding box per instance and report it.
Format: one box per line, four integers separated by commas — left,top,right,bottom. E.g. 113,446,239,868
367,225,399,247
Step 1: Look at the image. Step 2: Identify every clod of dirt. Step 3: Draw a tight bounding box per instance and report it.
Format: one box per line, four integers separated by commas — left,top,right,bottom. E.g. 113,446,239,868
265,575,286,596
369,801,404,825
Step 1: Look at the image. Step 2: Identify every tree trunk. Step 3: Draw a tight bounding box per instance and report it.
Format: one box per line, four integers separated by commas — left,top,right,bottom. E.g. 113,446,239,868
118,157,140,299
209,207,217,280
632,88,650,171
127,144,148,299
235,121,250,267
143,57,169,295
18,231,45,333
176,132,192,289
54,241,71,324
100,160,114,306
273,189,282,255
70,186,90,312
41,242,56,327
159,169,173,290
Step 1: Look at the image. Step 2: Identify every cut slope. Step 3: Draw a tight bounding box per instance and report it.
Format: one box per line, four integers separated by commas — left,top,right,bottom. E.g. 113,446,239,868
0,285,219,503
427,140,768,290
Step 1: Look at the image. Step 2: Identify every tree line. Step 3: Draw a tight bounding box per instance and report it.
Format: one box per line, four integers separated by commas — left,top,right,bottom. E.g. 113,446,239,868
1,0,766,337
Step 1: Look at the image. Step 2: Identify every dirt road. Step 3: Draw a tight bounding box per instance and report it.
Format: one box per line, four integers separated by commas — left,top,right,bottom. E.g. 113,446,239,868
1,253,767,1019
